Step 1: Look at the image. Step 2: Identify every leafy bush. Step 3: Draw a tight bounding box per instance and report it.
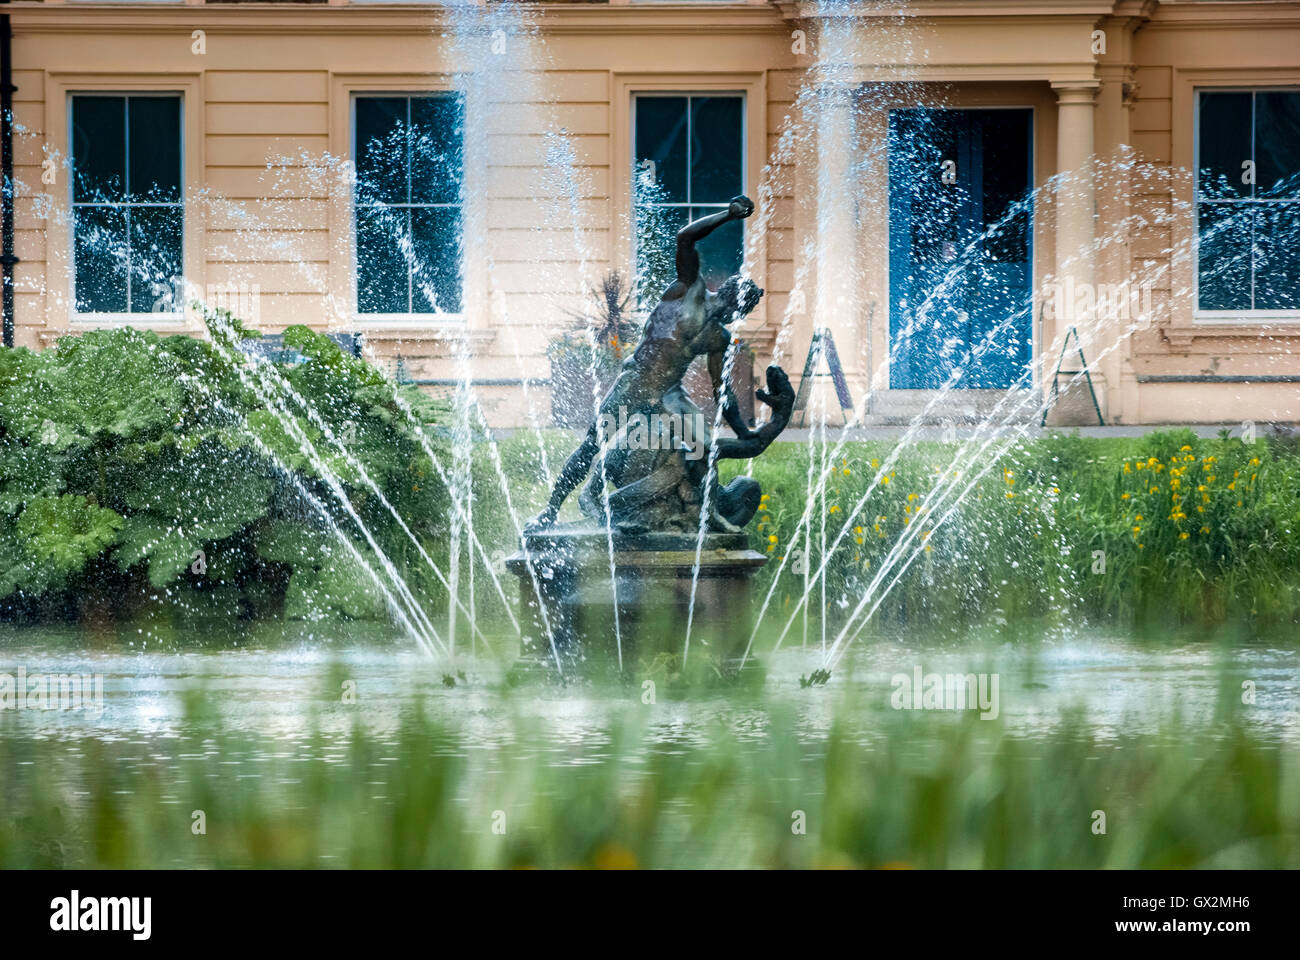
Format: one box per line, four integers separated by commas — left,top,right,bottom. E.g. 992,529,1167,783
0,321,449,623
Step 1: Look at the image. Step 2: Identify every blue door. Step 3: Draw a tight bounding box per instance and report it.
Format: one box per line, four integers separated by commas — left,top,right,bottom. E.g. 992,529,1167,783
888,108,1033,389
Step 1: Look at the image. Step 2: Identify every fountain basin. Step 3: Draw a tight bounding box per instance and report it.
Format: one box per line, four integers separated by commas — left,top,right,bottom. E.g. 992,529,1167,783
505,524,767,676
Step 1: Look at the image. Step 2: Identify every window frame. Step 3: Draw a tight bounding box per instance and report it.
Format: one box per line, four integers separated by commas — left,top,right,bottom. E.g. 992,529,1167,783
350,91,466,324
67,90,186,325
610,75,766,329
1193,85,1300,323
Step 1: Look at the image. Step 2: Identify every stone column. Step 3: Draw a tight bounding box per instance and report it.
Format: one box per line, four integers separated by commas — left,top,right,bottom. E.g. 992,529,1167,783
1048,83,1102,420
1053,83,1099,315
811,81,859,384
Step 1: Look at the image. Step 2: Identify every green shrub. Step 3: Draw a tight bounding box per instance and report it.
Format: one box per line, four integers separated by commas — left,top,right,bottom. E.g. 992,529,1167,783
0,320,449,623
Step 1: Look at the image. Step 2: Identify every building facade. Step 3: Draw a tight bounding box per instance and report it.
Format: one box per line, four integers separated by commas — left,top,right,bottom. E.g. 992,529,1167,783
5,0,1300,425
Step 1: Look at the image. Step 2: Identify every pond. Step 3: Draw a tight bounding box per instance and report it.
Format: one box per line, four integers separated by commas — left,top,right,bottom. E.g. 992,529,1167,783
2,620,1297,868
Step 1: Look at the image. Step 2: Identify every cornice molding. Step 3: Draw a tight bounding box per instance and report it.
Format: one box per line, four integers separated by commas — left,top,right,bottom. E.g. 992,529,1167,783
16,1,1298,37
775,0,1117,19
5,2,786,37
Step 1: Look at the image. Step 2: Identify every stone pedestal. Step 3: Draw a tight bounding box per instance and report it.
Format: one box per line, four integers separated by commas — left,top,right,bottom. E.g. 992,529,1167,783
505,525,767,675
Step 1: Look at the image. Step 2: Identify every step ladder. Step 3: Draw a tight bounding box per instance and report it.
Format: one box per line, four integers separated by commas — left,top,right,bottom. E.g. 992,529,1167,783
793,327,854,427
1040,325,1104,427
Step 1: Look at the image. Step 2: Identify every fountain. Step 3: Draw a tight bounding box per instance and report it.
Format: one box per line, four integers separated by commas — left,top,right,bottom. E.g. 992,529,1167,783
507,198,796,676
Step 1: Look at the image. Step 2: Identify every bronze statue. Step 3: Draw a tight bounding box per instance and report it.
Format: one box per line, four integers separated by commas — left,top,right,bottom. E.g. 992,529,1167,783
530,196,794,534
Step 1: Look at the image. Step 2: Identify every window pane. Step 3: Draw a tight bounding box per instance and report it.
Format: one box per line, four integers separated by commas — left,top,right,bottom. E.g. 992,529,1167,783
1197,202,1253,310
74,206,129,313
1255,203,1300,311
130,207,184,313
1255,91,1300,200
635,96,688,205
980,109,1031,263
689,205,742,289
410,96,463,206
1198,92,1253,200
634,203,682,303
690,96,743,203
71,96,126,204
355,97,408,205
128,96,181,202
356,206,409,313
410,206,462,313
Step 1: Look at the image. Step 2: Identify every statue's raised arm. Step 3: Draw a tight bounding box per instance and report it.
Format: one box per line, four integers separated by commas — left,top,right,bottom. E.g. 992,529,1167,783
662,195,756,303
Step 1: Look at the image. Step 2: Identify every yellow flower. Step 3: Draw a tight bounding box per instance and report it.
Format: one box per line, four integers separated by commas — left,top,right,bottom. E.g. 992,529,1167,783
1180,445,1192,452
1179,531,1190,540
880,476,890,486
1136,461,1145,471
1131,525,1141,534
907,493,918,502
1200,526,1210,534
768,534,777,544
828,505,840,514
1121,492,1130,500
1149,486,1159,494
1135,514,1144,522
854,526,864,535
842,468,851,476
871,459,880,469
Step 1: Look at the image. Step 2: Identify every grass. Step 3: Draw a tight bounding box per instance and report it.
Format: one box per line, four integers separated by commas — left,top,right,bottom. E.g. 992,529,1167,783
1,670,1294,869
473,427,1300,631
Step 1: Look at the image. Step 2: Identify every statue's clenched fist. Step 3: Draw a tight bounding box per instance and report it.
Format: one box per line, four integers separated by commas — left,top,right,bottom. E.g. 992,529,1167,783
728,195,755,220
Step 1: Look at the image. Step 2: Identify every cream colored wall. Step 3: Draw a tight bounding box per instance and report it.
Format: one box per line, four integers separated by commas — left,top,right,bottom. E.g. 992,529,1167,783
6,1,1300,426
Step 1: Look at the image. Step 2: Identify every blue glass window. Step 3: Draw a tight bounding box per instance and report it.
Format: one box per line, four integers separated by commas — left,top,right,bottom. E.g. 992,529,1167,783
1197,90,1300,312
70,95,183,314
354,95,464,314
